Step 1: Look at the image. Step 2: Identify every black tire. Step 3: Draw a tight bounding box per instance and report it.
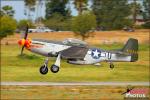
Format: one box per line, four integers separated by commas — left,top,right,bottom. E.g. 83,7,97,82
110,64,114,69
39,65,48,75
50,64,59,73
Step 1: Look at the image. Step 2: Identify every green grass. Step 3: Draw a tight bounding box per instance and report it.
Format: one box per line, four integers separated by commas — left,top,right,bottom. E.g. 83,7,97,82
1,44,149,82
1,86,149,99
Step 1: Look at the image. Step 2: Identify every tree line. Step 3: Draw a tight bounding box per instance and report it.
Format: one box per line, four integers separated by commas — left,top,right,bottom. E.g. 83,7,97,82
0,0,150,40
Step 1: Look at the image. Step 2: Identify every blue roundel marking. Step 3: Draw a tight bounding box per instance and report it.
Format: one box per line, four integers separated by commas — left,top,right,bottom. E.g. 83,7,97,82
91,49,101,59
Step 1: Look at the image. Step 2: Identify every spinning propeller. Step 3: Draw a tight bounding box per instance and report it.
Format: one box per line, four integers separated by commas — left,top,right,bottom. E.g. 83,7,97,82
18,24,31,55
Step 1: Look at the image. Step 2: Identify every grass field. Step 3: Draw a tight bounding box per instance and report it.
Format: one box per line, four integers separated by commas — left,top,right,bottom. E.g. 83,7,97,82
1,85,149,99
1,43,149,82
2,29,149,45
1,30,149,99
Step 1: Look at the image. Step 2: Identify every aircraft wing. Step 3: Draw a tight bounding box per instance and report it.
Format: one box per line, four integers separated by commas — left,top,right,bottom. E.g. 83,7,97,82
61,46,89,59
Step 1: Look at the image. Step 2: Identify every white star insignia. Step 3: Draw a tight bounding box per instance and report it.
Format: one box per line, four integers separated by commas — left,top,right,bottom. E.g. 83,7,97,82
93,49,100,57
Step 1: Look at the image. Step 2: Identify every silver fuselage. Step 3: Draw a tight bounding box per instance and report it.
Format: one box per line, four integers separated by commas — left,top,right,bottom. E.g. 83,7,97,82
27,39,132,65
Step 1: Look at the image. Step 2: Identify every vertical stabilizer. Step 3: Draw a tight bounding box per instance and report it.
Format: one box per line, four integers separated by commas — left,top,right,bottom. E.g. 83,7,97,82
121,38,138,62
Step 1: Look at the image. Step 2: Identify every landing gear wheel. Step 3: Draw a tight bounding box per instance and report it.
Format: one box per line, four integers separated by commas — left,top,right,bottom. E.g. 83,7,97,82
110,64,114,69
51,64,59,73
40,65,48,75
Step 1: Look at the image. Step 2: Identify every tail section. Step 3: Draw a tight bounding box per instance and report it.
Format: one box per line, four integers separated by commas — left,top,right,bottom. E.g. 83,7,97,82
121,38,138,62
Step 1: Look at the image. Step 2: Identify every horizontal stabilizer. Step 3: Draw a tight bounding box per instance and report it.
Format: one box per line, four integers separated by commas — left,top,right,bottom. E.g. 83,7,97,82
109,38,138,62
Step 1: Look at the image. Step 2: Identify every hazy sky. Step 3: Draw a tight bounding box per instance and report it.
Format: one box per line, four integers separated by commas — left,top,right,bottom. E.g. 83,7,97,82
1,0,78,21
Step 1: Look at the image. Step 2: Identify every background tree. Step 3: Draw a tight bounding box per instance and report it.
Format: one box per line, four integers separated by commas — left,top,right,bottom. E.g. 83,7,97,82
0,10,5,17
44,13,71,31
45,0,71,31
35,0,44,24
17,19,35,31
24,0,36,20
71,12,96,40
73,0,88,15
92,0,132,30
0,15,17,40
142,0,150,28
45,0,70,19
0,5,15,17
130,0,142,24
0,15,16,66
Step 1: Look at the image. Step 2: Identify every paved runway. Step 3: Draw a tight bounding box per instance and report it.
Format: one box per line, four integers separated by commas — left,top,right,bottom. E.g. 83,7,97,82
1,82,149,86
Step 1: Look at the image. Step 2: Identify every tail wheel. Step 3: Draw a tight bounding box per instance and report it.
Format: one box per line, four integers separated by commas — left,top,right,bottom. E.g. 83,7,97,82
40,65,48,75
110,64,114,69
51,64,59,73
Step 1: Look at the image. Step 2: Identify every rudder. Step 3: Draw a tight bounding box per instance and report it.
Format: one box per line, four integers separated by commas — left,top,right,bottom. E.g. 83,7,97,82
121,38,138,62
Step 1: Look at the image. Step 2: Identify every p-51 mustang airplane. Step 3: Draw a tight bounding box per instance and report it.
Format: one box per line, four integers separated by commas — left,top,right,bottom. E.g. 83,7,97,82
18,25,138,75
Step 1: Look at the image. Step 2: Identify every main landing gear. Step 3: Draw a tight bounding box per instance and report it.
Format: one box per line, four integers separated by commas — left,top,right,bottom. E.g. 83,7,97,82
40,64,48,74
39,54,61,75
40,57,49,75
51,64,59,73
109,62,114,69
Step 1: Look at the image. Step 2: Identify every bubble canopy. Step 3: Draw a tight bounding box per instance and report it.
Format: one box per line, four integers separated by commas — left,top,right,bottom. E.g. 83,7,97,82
62,38,87,46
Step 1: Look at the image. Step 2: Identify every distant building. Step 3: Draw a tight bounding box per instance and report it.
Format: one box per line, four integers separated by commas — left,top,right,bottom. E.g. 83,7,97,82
135,19,145,25
128,15,145,25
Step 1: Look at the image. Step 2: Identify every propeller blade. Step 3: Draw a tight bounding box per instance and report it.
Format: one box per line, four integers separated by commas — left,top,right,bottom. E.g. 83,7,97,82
24,24,29,39
19,24,29,55
21,45,25,55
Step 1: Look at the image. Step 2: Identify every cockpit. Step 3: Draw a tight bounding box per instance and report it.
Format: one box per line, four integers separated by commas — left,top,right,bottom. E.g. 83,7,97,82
62,38,87,47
